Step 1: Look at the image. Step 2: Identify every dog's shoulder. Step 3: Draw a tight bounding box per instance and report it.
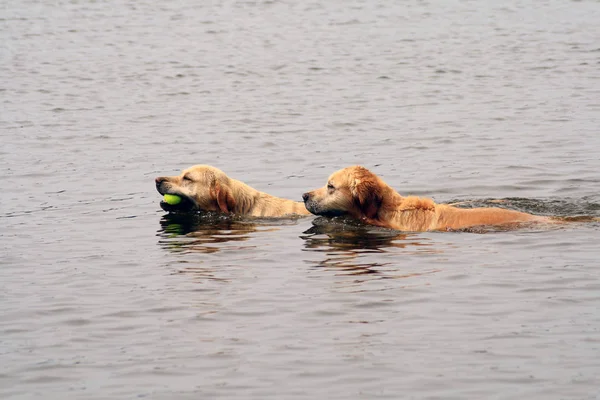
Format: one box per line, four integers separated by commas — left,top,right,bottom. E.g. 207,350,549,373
397,196,436,212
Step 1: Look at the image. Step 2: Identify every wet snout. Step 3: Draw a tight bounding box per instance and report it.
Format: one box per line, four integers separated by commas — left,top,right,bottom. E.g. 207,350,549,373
303,190,322,215
155,176,171,195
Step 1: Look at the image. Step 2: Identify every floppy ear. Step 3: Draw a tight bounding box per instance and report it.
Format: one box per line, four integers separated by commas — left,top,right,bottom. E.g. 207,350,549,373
214,182,236,213
351,176,383,219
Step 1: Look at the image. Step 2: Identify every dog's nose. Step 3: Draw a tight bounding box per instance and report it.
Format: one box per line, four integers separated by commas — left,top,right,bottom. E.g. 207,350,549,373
302,192,310,202
155,177,165,186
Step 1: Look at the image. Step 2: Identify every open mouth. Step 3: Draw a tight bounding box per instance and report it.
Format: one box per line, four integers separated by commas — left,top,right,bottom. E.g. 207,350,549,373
159,193,197,213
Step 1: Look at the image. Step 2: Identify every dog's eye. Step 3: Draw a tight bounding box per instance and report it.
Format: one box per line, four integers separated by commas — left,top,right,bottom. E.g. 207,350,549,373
182,175,192,182
327,183,335,190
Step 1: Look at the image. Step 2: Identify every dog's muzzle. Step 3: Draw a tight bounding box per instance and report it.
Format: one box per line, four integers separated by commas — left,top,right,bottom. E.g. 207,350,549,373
155,177,196,213
303,193,327,216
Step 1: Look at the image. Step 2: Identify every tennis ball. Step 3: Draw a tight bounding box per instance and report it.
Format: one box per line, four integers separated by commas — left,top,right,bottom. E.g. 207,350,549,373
163,194,182,205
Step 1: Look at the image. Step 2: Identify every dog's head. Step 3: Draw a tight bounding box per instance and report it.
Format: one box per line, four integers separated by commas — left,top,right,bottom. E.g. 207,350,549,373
302,166,385,219
155,165,236,213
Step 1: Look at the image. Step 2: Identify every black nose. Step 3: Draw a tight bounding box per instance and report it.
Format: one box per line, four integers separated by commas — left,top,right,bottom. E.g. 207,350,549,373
302,192,310,202
155,177,165,187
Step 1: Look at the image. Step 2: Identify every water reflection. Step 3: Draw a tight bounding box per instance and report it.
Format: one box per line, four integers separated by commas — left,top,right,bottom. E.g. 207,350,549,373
157,212,272,254
156,212,288,282
300,217,442,284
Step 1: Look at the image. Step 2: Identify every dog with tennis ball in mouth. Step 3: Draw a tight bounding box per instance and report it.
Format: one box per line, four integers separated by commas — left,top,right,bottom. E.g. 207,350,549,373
155,165,310,217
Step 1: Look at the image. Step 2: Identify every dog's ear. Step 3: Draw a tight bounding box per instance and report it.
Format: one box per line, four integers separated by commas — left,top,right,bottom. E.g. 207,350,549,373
214,182,236,213
351,173,383,219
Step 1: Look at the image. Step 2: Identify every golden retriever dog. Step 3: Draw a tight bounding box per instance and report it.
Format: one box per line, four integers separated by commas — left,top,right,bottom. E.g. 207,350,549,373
302,166,554,231
156,165,310,217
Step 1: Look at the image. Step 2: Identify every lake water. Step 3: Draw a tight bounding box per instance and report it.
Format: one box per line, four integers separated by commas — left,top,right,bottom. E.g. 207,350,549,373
2,0,600,399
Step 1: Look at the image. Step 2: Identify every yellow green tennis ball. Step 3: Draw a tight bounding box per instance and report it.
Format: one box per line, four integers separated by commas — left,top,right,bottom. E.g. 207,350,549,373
163,194,182,205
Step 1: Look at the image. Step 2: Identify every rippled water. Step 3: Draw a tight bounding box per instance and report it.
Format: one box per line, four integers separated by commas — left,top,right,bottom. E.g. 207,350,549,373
2,0,600,399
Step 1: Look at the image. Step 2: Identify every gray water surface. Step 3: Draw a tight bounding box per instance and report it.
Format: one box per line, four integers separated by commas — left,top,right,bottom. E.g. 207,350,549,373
2,0,600,399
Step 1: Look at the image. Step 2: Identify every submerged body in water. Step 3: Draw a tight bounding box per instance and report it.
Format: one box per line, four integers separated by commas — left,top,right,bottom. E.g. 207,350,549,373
303,166,599,232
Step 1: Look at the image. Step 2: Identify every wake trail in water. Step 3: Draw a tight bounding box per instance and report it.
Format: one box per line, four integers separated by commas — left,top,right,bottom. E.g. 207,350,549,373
446,197,600,218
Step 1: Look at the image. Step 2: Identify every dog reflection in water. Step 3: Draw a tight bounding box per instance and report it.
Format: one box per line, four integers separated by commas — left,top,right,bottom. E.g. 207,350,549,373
157,213,275,281
300,217,442,283
158,212,283,254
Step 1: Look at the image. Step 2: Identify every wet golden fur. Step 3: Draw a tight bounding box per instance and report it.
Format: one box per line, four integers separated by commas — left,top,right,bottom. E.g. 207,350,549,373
156,165,310,217
303,166,550,231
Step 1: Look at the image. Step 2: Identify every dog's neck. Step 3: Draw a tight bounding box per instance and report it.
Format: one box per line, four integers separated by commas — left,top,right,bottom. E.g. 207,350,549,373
369,184,437,230
380,185,405,211
228,178,264,214
229,178,305,216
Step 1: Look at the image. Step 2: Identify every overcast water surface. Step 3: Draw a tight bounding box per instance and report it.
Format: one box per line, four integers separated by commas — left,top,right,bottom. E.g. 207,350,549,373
2,0,600,399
